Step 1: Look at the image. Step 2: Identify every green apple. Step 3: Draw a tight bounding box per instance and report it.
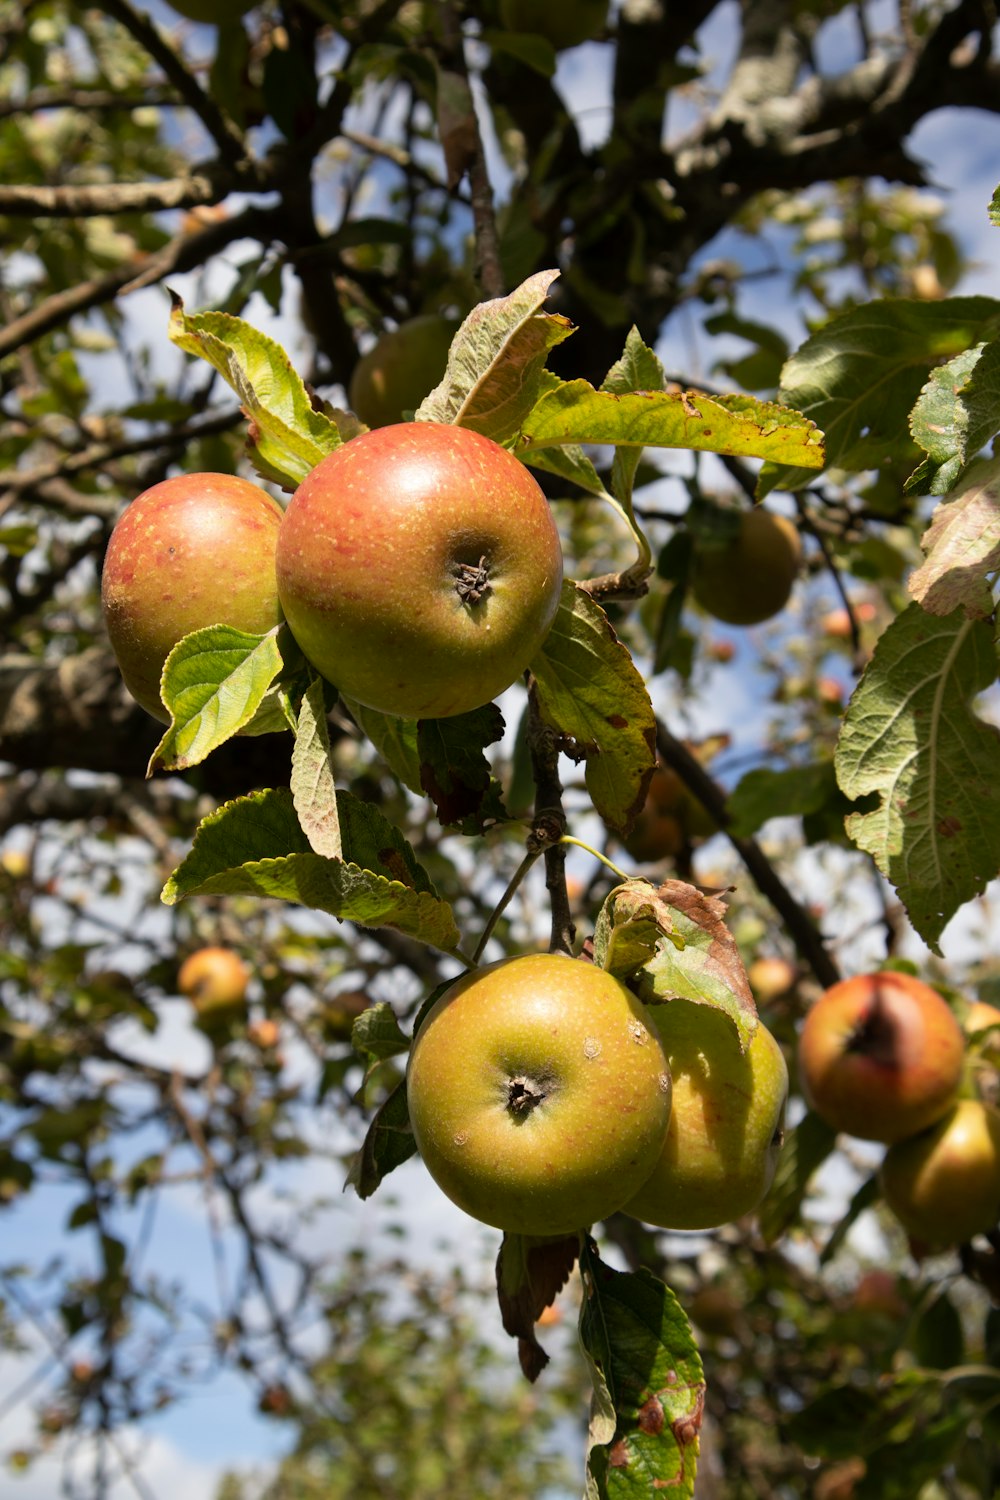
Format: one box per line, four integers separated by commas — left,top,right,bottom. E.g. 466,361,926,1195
405,952,673,1236
499,0,608,50
621,1001,788,1231
798,971,965,1144
275,422,564,719
880,1099,1000,1248
178,945,250,1025
101,472,284,722
348,315,457,430
691,509,801,627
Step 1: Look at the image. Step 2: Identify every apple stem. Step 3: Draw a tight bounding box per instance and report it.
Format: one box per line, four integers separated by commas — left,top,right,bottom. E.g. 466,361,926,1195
471,848,544,965
559,836,631,883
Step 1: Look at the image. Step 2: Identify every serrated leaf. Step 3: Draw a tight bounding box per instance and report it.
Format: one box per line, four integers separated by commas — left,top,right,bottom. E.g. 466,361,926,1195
415,270,573,442
417,704,508,832
168,294,341,488
291,676,342,858
759,296,1000,496
519,378,823,469
907,454,1000,618
907,341,1000,494
147,625,283,775
351,1000,410,1068
580,1240,705,1500
726,760,839,839
601,328,662,571
835,603,1000,953
523,439,605,496
341,695,423,794
344,1079,416,1199
161,787,462,953
758,1109,838,1244
530,582,656,837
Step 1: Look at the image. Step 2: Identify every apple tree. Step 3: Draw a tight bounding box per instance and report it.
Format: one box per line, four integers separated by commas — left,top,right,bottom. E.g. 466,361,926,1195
4,3,1000,1498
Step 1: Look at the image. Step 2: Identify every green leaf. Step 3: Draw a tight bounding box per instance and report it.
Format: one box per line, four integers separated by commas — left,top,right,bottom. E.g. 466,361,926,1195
417,704,508,832
907,454,1000,618
291,676,342,858
530,582,656,838
580,1240,705,1500
759,295,1000,496
344,1079,416,1199
522,439,605,496
907,341,1000,494
704,310,789,392
0,523,38,557
835,603,1000,953
147,625,284,776
911,1289,965,1370
341,696,423,794
161,787,462,953
519,378,824,469
601,328,662,572
631,880,758,1051
726,760,839,839
480,27,557,76
758,1109,837,1244
989,185,1000,229
415,269,574,443
168,294,342,488
351,1001,410,1069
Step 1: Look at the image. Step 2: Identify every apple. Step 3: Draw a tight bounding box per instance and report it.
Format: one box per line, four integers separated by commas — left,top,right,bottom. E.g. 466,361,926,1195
348,315,457,430
880,1099,1000,1248
322,989,371,1041
499,0,609,50
747,956,797,1005
166,0,254,25
178,946,250,1024
276,422,564,719
691,508,802,627
621,1001,788,1231
963,999,1000,1067
797,972,965,1144
405,952,673,1236
102,473,284,722
623,763,717,863
851,1269,906,1320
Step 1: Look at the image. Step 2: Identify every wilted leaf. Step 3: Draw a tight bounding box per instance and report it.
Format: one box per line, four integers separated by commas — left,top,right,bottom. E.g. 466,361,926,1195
580,1240,705,1500
908,454,1000,618
835,603,1000,952
345,1079,415,1198
633,880,758,1051
520,379,824,470
496,1232,580,1382
416,269,573,443
148,625,283,775
168,294,342,488
592,881,665,981
417,704,508,831
530,583,656,837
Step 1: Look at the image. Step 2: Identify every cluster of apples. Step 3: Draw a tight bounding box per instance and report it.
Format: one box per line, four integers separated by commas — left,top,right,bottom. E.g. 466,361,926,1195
798,971,1000,1251
405,952,789,1238
101,420,565,726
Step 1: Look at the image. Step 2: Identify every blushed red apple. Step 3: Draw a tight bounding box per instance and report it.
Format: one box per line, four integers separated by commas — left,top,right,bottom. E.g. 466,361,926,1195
276,423,564,719
798,972,965,1143
101,473,284,721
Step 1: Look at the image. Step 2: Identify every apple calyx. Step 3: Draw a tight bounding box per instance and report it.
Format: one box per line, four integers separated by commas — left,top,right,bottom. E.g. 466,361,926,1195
507,1074,549,1117
844,986,908,1067
454,554,491,605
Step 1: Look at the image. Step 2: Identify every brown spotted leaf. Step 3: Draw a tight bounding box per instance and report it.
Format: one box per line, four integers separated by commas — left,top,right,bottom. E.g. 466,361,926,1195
496,1232,580,1383
417,704,508,832
530,582,656,837
580,1239,705,1500
908,453,1000,619
631,880,758,1051
592,879,677,981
